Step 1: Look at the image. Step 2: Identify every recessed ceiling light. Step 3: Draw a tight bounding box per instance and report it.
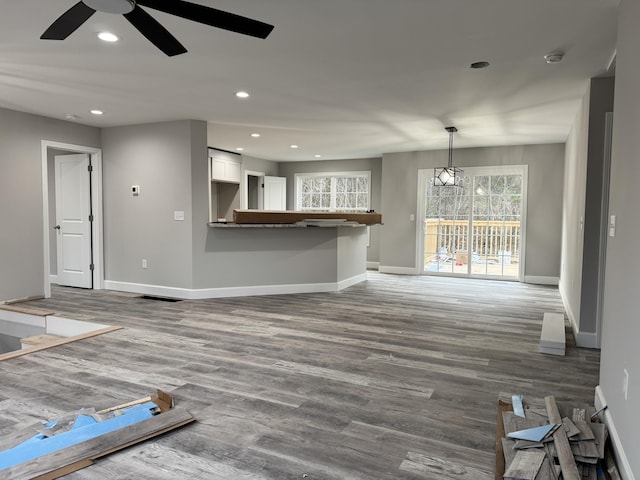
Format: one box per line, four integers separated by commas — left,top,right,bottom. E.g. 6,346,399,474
251,133,260,138
90,109,103,115
290,145,299,149
236,91,250,98
315,154,322,158
98,32,119,42
470,61,490,69
65,114,78,120
236,147,244,151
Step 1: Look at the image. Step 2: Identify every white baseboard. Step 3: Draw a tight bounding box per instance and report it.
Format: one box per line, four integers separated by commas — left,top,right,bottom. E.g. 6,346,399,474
378,266,418,275
337,273,367,290
574,330,598,349
524,275,559,286
595,386,636,480
558,283,599,348
104,276,366,300
366,262,380,270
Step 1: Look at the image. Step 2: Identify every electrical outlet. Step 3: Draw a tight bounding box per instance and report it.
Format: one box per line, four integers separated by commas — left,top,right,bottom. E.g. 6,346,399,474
142,259,147,269
623,369,629,400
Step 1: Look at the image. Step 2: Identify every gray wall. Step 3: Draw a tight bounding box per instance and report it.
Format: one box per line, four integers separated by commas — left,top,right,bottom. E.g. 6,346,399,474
192,148,341,288
278,157,383,264
242,154,279,177
561,77,615,344
102,120,204,289
195,228,339,288
580,78,615,336
600,0,640,472
239,154,280,211
0,107,100,302
379,144,565,277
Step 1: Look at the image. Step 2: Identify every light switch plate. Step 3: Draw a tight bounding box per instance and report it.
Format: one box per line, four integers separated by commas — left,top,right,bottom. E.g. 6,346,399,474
174,211,185,221
609,215,616,237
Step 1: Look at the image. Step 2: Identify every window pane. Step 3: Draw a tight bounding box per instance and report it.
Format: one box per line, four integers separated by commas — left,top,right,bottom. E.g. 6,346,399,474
505,175,522,194
296,172,370,212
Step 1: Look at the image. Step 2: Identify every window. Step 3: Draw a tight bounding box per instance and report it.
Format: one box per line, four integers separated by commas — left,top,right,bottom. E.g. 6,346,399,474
295,171,371,212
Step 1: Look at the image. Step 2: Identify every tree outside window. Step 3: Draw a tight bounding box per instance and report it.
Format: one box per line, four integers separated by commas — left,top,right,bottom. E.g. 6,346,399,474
296,172,370,212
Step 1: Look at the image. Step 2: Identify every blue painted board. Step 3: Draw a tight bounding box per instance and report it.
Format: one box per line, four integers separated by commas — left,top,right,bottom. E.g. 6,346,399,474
0,402,157,471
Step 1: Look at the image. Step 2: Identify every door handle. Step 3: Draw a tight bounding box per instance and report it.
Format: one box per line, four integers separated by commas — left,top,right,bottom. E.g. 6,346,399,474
54,225,61,230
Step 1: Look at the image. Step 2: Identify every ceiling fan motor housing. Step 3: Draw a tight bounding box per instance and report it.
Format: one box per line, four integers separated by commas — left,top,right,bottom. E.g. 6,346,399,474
83,0,135,14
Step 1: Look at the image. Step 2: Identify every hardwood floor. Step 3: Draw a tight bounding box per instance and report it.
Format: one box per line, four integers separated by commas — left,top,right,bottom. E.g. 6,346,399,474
0,273,600,479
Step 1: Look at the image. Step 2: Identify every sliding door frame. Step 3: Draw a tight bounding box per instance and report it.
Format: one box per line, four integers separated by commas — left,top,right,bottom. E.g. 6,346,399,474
416,165,528,282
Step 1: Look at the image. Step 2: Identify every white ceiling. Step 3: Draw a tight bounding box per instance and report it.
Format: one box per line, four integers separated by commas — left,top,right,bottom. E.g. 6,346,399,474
0,0,618,161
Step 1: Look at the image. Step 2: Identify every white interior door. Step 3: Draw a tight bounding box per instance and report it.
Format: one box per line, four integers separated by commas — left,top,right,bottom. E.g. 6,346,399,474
263,176,287,211
55,154,92,288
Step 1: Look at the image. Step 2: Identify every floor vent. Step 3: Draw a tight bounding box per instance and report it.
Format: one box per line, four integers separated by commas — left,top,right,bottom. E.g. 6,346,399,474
139,295,182,303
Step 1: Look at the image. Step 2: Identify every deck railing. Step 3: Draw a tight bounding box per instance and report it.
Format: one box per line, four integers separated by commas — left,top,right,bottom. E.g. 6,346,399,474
424,219,521,263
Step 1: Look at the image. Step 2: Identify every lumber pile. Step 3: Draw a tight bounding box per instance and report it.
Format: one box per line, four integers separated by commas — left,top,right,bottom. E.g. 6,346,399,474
496,394,620,480
0,390,194,479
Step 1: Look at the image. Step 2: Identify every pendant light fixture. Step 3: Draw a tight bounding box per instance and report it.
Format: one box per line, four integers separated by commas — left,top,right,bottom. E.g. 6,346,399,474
434,126,463,187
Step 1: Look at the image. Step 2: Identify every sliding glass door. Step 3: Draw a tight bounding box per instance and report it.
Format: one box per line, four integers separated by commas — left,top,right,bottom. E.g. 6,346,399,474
420,166,526,280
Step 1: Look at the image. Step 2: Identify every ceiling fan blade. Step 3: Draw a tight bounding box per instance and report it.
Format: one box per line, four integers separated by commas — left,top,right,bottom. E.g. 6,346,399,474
41,1,96,40
137,0,274,39
124,6,188,57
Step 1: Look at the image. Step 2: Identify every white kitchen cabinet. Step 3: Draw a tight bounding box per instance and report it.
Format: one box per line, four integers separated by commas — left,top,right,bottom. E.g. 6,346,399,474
210,150,241,184
208,148,242,222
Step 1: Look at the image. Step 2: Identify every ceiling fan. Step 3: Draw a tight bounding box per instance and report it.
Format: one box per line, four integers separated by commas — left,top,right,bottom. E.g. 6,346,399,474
41,0,274,56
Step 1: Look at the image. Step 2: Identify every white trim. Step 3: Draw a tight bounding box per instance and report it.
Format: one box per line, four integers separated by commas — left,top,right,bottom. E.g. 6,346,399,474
416,169,429,275
574,330,598,349
366,262,380,270
243,169,265,210
559,283,599,348
294,170,371,212
378,266,419,275
595,386,636,480
41,141,104,298
524,276,559,286
337,273,367,290
596,112,614,350
416,165,528,282
104,276,366,300
0,309,46,328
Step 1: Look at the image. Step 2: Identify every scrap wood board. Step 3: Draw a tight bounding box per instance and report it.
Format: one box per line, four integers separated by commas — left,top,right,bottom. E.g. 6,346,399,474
0,389,194,479
496,394,608,480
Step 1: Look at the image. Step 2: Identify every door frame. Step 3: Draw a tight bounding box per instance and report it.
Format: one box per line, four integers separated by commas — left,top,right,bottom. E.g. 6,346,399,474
243,169,265,209
595,112,614,348
41,140,104,298
416,165,528,282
